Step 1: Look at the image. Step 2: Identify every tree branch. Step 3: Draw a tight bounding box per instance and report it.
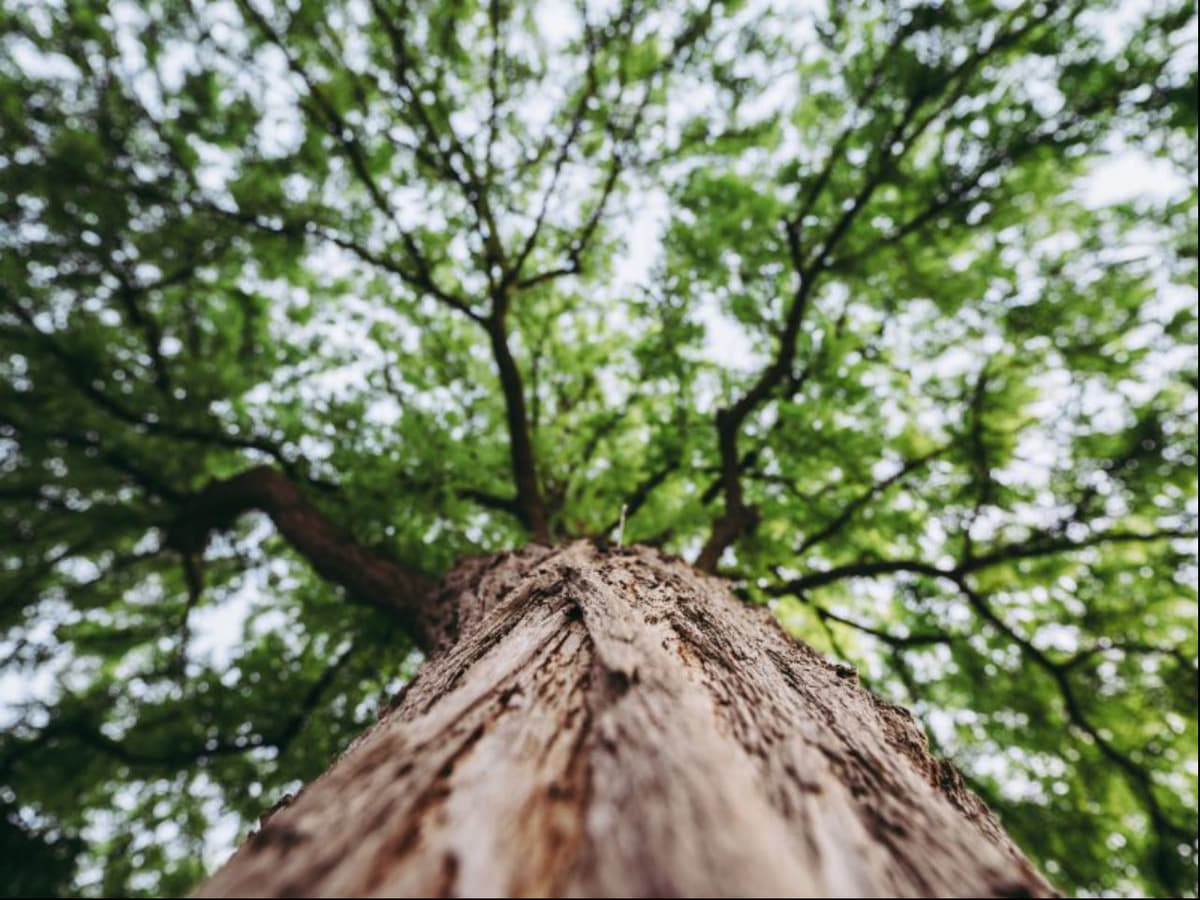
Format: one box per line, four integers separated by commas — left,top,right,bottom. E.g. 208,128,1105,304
773,527,1195,595
796,446,947,554
486,320,550,542
949,575,1192,861
698,3,1068,569
164,466,438,649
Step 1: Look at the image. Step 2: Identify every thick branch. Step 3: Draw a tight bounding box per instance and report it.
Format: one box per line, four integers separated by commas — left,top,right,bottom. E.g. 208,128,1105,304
487,321,550,542
164,466,438,649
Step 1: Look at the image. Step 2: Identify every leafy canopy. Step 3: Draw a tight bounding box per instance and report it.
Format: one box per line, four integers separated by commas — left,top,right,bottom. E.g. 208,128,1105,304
0,0,1196,896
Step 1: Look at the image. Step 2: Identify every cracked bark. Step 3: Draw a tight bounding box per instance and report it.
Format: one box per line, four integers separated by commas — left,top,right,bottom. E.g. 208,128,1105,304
197,541,1054,898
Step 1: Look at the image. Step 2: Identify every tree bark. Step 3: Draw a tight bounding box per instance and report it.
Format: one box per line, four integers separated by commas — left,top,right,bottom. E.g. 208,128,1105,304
197,540,1054,898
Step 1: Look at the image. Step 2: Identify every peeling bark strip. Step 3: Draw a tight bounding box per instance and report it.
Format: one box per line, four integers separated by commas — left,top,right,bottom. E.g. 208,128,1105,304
198,541,1054,898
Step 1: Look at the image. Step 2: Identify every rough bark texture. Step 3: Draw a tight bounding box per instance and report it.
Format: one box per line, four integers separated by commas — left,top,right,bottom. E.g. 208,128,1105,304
198,540,1054,898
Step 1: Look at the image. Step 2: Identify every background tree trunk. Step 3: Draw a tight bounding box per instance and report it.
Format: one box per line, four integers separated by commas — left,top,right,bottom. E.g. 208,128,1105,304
197,541,1053,898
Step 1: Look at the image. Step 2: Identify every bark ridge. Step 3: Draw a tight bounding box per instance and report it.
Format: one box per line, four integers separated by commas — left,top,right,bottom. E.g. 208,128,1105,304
198,541,1053,898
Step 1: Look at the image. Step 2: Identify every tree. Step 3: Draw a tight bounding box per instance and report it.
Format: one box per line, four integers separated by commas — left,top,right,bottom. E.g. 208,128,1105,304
0,0,1195,895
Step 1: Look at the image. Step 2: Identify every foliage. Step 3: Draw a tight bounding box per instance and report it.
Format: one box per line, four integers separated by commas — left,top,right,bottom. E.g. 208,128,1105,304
0,0,1195,895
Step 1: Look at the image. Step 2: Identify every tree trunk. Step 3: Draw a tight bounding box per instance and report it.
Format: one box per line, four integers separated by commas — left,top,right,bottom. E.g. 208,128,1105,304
197,541,1054,898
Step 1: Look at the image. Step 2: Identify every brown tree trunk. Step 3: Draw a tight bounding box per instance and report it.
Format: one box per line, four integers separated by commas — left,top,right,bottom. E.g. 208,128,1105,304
197,541,1054,898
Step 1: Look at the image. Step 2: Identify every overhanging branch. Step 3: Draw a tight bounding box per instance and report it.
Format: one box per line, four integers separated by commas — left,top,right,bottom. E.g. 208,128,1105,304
164,466,438,649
